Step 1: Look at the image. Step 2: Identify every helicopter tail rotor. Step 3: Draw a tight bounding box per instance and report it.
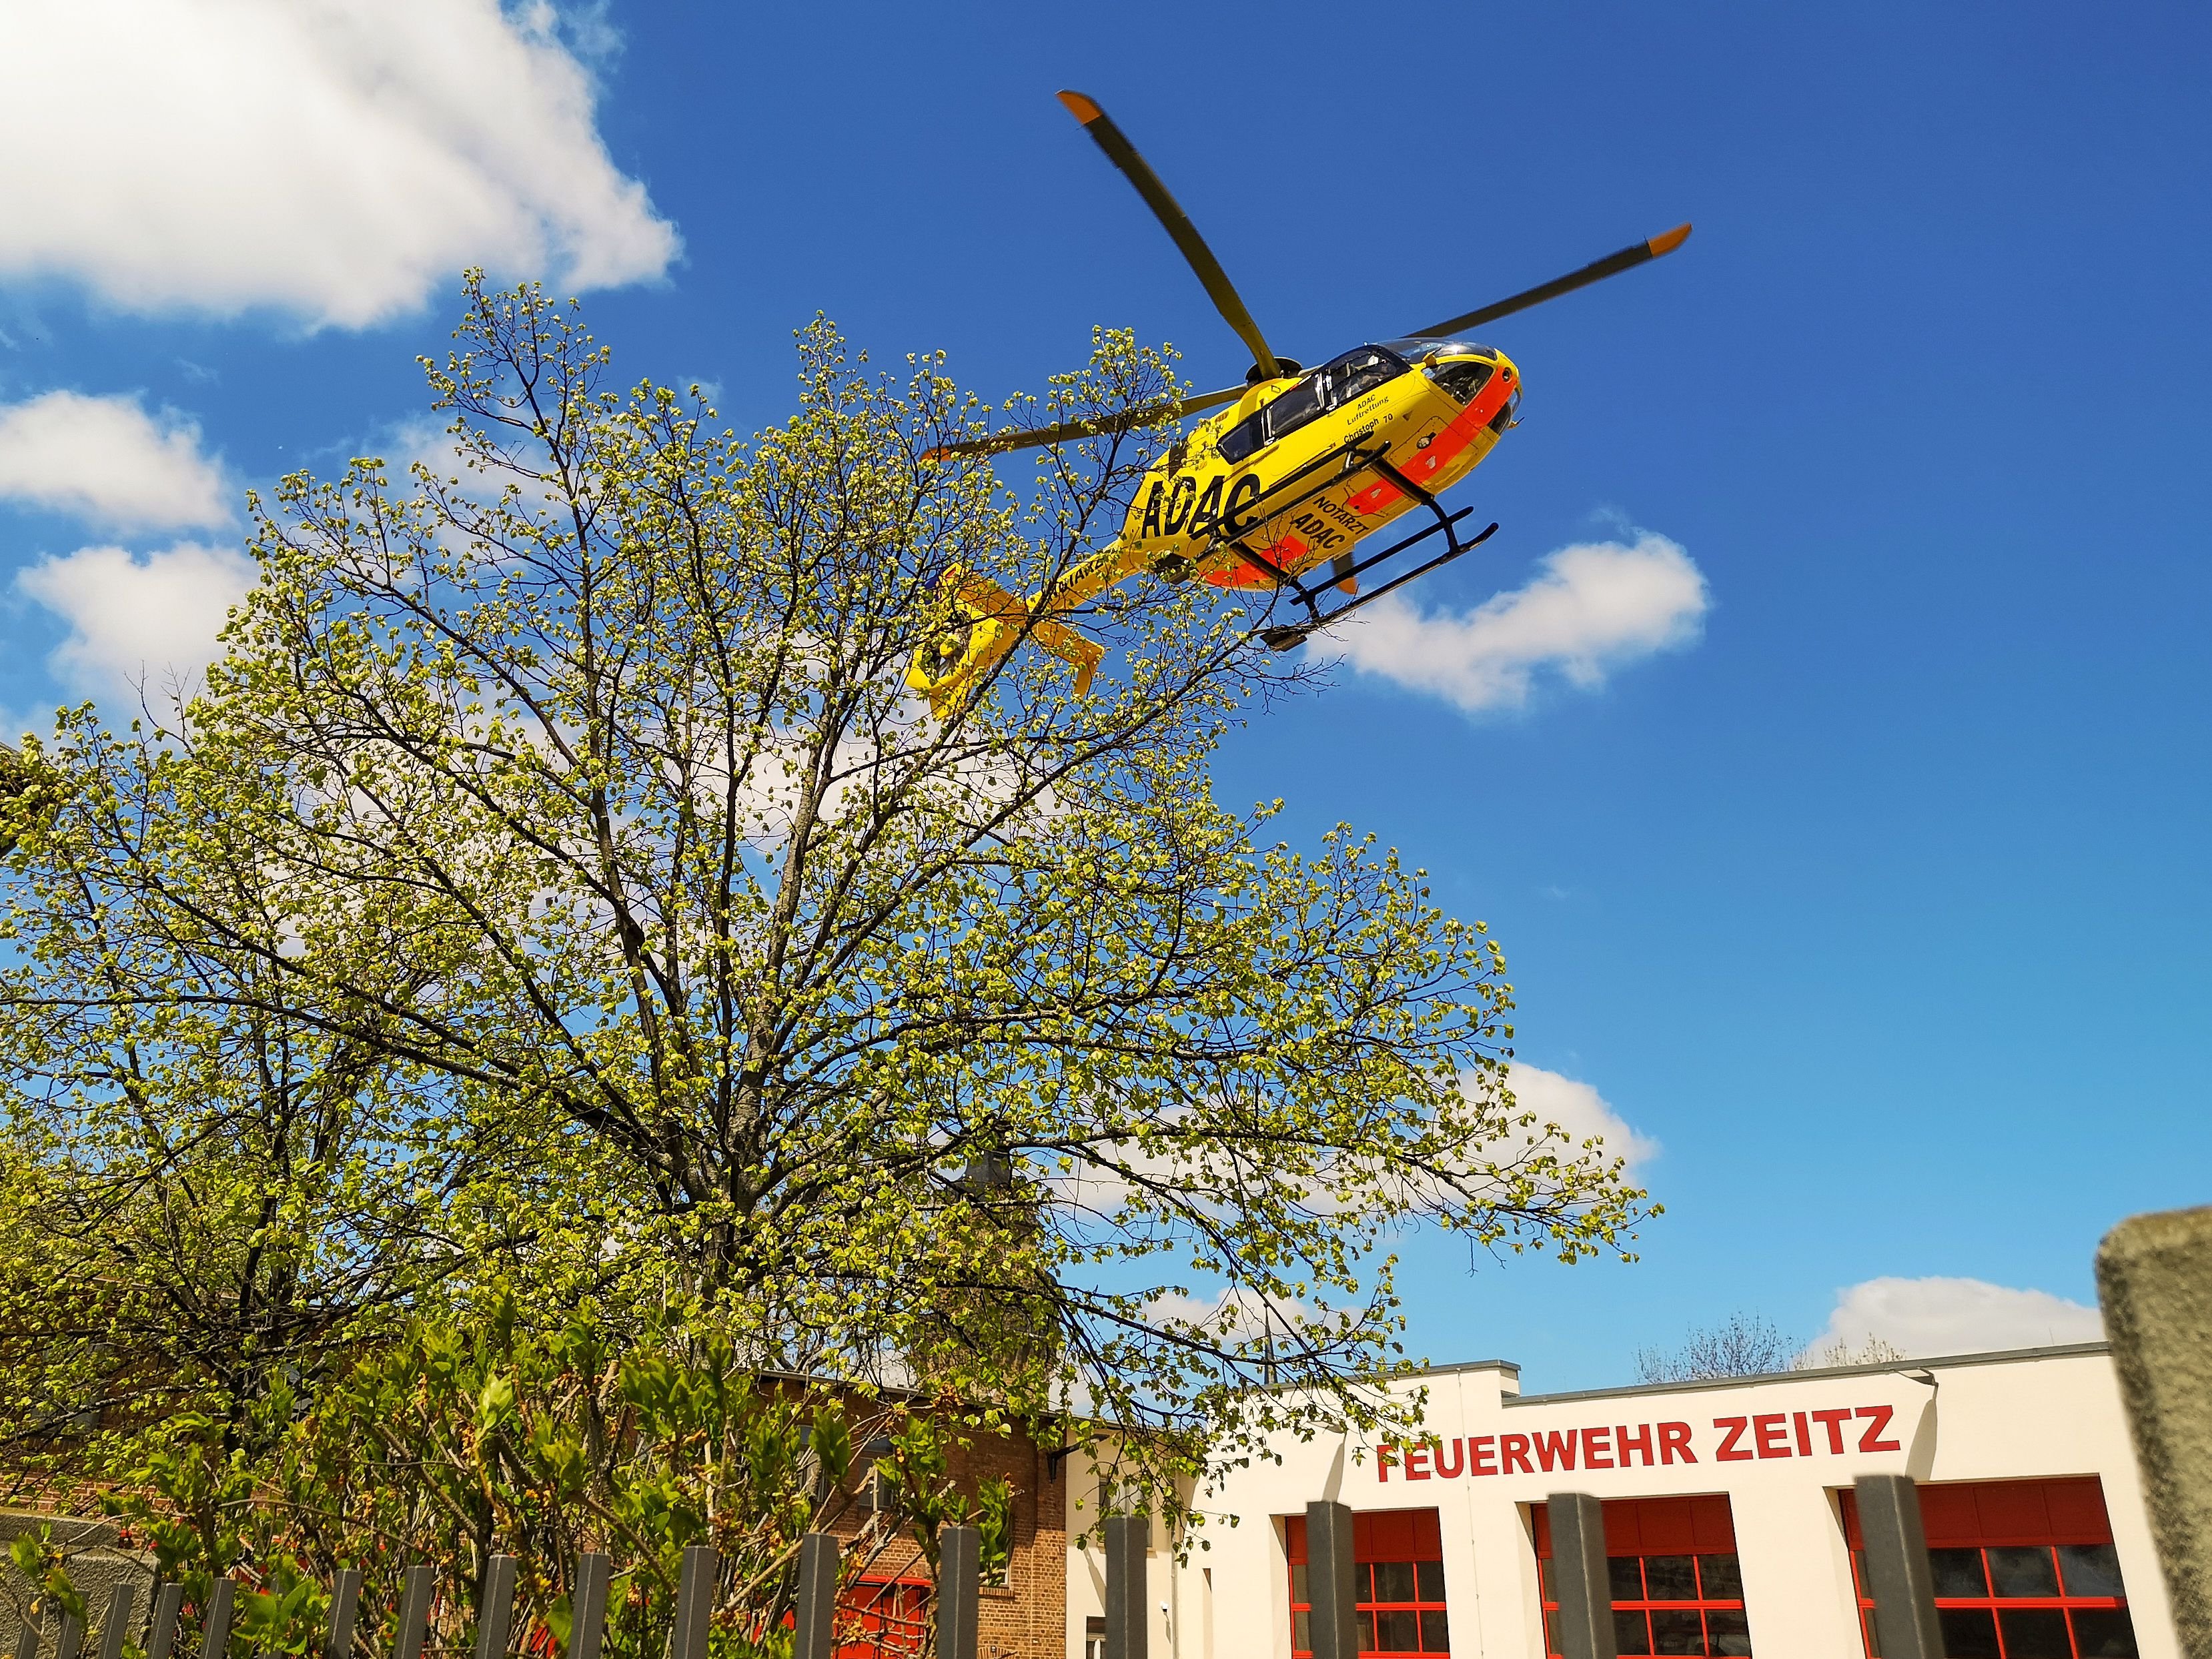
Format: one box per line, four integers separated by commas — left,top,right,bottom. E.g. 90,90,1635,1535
905,566,1108,715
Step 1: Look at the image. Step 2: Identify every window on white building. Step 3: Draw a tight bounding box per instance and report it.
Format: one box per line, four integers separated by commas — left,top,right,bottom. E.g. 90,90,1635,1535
1841,1478,2135,1659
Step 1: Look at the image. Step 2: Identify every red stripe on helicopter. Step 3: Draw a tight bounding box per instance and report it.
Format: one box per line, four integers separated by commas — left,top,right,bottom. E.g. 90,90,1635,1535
1349,374,1516,514
1206,534,1307,590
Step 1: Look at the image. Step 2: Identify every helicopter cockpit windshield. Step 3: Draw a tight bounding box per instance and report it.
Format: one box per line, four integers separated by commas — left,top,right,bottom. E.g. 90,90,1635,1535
1377,337,1500,407
1378,336,1496,362
1215,346,1411,464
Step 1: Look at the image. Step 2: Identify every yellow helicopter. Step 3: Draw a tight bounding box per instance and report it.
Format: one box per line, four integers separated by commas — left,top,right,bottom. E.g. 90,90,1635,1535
907,90,1690,715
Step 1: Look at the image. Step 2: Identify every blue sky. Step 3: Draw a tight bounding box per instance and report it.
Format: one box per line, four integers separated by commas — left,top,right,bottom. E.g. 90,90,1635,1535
2,1,2207,1390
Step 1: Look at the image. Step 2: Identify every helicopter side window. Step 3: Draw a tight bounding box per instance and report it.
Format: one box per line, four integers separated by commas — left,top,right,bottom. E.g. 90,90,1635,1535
1216,406,1269,465
1261,375,1326,445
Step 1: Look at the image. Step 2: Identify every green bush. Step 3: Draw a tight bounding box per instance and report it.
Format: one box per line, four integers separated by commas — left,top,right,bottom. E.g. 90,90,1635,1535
95,1296,1015,1659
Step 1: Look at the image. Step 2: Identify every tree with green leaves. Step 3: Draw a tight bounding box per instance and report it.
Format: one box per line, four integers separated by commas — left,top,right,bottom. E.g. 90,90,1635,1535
0,274,1648,1520
0,742,63,861
0,720,564,1459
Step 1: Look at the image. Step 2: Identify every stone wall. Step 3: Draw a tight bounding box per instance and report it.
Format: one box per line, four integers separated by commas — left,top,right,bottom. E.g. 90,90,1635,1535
0,1512,155,1659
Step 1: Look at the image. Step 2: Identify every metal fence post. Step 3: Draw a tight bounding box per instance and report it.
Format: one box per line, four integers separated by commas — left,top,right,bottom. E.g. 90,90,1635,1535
144,1586,185,1659
1303,1502,1359,1659
326,1570,361,1659
939,1526,980,1659
1854,1474,1943,1659
55,1608,83,1659
1546,1493,1617,1659
197,1579,235,1659
474,1556,518,1659
794,1534,840,1659
95,1584,135,1659
393,1566,436,1659
568,1554,610,1659
670,1545,716,1659
14,1613,42,1659
1103,1514,1147,1659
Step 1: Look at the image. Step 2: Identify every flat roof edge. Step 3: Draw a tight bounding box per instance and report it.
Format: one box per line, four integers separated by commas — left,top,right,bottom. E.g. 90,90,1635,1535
1402,1358,1522,1379
1496,1340,2112,1408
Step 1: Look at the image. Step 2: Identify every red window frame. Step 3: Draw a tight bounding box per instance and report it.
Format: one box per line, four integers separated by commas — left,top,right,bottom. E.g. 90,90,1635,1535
1839,1477,2136,1659
1284,1509,1451,1659
1532,1495,1750,1658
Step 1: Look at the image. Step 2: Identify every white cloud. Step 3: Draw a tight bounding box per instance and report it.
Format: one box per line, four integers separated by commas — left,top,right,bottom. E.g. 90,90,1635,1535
0,392,231,530
0,0,680,328
1805,1276,2105,1361
1327,530,1709,712
1498,1062,1662,1174
17,542,258,701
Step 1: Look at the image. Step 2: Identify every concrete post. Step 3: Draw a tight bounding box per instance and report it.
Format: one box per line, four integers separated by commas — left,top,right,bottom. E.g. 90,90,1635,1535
938,1527,980,1659
1853,1475,1943,1659
1103,1515,1148,1659
2097,1203,2212,1658
794,1534,840,1659
1303,1502,1359,1659
1545,1494,1616,1659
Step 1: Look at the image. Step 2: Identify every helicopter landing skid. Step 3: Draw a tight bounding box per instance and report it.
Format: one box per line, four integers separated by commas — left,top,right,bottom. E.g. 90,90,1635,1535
1253,464,1498,650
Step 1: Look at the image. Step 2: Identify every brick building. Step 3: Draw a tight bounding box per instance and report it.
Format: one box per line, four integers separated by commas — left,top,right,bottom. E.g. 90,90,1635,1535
824,1412,1069,1659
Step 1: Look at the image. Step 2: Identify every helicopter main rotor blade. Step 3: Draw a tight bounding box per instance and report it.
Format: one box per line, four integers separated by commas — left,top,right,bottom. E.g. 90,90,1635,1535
1057,91,1283,381
923,384,1247,462
1408,223,1692,340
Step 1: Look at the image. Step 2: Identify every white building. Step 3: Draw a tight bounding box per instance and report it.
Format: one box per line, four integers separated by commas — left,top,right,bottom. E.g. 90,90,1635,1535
1067,1342,2166,1659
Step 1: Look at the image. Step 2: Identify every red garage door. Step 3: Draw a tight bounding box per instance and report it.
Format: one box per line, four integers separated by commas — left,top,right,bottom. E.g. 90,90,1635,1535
1284,1509,1450,1659
1840,1478,2135,1659
1532,1495,1750,1658
837,1579,931,1659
